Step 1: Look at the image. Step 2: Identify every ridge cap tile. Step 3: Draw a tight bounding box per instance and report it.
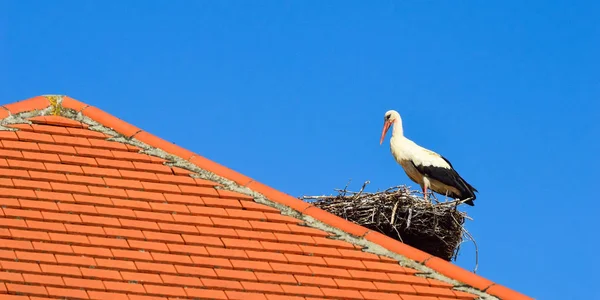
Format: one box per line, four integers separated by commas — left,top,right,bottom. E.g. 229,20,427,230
0,95,530,300
28,115,87,128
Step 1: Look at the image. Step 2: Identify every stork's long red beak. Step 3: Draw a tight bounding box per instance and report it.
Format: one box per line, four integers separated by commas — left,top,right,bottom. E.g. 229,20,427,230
380,120,392,145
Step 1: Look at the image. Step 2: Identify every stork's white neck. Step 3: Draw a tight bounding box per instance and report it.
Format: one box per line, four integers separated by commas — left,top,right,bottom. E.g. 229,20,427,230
391,119,404,138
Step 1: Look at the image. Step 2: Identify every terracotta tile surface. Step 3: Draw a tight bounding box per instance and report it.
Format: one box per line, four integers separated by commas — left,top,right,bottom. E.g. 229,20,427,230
0,95,533,300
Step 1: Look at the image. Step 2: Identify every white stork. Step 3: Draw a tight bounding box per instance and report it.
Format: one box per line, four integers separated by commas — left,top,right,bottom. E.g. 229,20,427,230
379,110,478,206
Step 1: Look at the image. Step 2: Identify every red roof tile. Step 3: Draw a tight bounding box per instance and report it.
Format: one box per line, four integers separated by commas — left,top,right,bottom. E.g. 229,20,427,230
0,95,532,300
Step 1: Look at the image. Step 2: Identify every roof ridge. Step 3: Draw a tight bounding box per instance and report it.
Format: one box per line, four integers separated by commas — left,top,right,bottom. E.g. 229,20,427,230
0,95,534,300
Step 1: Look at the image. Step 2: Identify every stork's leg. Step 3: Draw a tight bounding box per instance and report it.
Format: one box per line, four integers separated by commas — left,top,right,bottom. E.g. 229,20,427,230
422,177,431,203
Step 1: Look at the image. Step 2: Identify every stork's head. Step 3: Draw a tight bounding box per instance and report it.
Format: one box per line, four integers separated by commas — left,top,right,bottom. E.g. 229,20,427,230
380,110,401,145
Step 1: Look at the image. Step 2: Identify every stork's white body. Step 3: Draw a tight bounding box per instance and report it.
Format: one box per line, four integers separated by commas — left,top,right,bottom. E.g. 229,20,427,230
390,135,462,198
380,110,477,206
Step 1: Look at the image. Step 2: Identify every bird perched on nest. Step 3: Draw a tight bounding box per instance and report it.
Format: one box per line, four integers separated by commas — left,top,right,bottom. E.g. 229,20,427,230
379,110,478,206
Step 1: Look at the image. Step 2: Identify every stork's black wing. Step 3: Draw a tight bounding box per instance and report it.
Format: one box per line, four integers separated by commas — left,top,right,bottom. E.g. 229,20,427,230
410,156,477,205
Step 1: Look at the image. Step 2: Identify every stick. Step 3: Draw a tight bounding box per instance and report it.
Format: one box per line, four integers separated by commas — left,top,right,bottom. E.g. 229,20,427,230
380,212,403,242
342,179,352,196
352,180,370,200
302,195,335,200
462,225,479,274
391,200,399,225
451,213,478,273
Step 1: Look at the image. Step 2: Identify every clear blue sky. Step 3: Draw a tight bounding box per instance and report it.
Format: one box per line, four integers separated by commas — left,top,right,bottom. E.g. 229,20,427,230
2,1,599,299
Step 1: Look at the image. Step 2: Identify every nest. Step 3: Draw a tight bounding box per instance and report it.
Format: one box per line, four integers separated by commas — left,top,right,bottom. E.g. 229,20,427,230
302,182,475,262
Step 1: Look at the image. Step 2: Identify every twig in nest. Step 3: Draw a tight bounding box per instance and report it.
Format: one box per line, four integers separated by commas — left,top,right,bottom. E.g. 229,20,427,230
352,180,370,200
342,179,352,196
391,200,399,225
430,191,439,204
380,209,403,242
463,227,479,274
451,213,479,273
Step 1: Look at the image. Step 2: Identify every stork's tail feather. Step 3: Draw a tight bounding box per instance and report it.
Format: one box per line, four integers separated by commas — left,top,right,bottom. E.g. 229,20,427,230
458,178,477,206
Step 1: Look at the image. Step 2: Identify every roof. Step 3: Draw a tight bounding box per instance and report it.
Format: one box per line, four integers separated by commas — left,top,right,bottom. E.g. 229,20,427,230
0,95,532,300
